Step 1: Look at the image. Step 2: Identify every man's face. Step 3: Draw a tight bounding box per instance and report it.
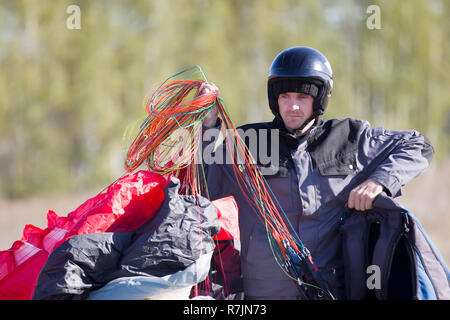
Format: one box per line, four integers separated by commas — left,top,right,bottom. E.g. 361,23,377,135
278,92,314,132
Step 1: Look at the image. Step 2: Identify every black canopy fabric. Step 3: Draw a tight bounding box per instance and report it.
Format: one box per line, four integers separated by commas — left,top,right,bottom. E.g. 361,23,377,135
32,178,220,300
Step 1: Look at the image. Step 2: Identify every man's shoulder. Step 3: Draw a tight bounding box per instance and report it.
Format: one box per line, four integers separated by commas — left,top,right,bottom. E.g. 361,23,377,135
313,117,370,138
307,117,370,153
318,117,369,129
237,121,275,131
234,118,371,136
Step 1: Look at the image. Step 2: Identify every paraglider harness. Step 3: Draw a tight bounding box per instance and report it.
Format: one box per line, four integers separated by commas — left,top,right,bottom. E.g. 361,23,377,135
340,194,450,300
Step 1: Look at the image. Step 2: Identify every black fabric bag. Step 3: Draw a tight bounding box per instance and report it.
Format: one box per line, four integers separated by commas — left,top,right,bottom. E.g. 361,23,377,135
32,178,220,300
340,193,450,300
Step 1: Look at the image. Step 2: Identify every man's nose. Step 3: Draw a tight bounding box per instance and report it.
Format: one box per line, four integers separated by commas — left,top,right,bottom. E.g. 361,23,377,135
290,102,300,110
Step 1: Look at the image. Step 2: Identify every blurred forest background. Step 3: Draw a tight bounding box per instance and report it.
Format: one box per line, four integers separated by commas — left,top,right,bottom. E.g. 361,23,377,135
0,0,449,263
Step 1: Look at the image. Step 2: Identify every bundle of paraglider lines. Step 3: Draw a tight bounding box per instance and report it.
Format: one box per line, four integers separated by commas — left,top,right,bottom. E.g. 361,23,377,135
124,66,334,300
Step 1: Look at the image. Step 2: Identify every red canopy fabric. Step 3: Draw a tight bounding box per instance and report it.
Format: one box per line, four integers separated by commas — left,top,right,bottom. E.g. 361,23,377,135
0,171,167,300
0,171,241,300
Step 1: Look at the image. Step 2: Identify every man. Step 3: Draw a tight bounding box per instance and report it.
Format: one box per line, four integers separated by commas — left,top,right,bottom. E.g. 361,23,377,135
201,46,434,299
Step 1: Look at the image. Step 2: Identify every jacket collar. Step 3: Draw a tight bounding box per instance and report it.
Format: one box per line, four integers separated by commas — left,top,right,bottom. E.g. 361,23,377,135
272,115,323,147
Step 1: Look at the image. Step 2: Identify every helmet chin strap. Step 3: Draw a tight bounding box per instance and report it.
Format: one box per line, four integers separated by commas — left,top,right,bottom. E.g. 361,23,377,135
293,109,322,137
292,90,326,137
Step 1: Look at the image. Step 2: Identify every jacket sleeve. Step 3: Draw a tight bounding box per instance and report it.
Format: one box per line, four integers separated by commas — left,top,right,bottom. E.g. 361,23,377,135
357,122,434,197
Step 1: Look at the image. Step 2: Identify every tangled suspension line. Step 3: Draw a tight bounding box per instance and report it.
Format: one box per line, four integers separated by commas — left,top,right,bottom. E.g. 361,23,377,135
124,66,335,300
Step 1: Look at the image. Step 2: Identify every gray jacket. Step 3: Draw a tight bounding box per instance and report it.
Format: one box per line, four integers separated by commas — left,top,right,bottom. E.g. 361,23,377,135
202,117,434,299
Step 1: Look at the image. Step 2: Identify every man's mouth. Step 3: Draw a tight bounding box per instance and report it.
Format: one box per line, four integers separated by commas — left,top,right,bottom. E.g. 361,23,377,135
287,114,303,118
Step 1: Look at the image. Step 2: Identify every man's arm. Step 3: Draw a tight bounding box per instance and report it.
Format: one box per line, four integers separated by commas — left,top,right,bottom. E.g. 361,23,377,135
348,124,434,211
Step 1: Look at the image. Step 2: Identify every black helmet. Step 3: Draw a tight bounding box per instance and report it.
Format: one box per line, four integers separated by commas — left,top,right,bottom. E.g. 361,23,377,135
267,46,333,117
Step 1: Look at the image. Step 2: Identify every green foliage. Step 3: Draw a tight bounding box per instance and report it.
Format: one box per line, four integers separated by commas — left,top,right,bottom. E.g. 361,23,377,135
0,0,448,198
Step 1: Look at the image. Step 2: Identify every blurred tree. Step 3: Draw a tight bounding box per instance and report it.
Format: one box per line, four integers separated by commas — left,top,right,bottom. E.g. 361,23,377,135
0,0,448,198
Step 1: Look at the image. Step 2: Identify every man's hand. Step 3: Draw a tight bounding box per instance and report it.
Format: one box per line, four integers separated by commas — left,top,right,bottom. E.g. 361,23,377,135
198,82,219,128
347,179,384,211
